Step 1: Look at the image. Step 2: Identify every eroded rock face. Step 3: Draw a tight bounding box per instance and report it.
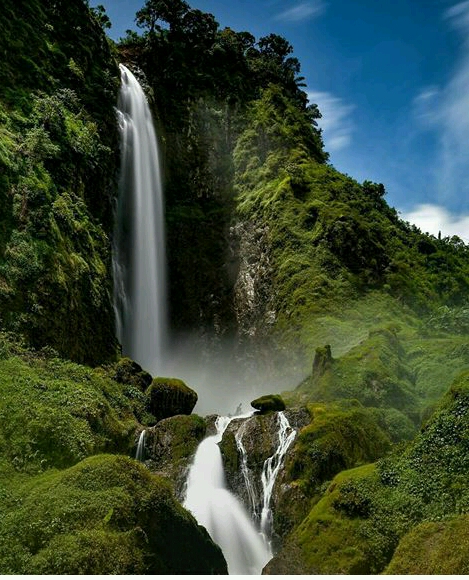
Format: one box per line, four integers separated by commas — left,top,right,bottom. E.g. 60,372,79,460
219,408,310,546
146,377,198,422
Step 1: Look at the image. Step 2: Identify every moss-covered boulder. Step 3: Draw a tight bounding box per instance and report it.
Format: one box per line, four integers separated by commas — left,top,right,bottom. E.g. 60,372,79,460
145,414,207,496
264,464,377,575
0,454,227,574
112,357,153,392
146,377,198,422
251,394,286,413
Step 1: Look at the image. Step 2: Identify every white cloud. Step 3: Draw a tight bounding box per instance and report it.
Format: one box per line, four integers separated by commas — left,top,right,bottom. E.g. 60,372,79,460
307,90,354,151
412,86,441,126
401,203,469,241
274,1,326,22
413,2,469,205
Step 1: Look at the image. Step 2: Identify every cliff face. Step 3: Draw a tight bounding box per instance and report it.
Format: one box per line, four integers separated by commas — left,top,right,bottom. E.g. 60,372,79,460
0,0,120,364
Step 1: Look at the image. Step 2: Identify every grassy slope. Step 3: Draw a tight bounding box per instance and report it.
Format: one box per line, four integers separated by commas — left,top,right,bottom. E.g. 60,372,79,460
0,334,226,574
269,370,469,574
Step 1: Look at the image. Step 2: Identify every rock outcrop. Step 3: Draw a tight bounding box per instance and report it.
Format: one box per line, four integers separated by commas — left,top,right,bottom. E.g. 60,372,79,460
219,408,310,546
143,414,207,498
312,345,333,380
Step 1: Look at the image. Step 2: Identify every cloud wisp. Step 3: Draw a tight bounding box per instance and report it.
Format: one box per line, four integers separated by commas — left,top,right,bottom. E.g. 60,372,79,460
274,1,326,23
413,2,469,207
307,90,354,151
401,203,469,242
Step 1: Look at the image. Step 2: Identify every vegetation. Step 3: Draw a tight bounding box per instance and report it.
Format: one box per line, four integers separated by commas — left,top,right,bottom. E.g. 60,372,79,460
0,0,119,364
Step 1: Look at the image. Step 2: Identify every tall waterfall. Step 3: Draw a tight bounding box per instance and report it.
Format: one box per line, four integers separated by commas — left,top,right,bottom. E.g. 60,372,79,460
184,415,272,575
114,64,167,372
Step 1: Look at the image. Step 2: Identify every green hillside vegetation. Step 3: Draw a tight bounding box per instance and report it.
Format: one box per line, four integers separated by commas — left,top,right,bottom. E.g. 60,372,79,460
268,370,469,573
0,0,119,364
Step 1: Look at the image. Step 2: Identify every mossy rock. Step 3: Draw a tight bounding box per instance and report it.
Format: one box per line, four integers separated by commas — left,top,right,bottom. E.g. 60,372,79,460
251,394,286,413
265,464,377,574
146,377,198,422
112,357,153,392
0,454,227,574
146,414,207,494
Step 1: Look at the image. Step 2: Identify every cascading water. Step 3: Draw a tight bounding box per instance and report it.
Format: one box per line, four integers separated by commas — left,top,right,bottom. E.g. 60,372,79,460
114,64,294,575
235,417,259,520
114,64,167,372
260,412,296,543
135,430,146,461
184,415,272,575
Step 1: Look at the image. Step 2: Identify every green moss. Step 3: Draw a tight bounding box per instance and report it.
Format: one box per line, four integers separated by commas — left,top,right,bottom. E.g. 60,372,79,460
0,335,139,474
384,516,469,574
0,0,119,365
286,402,390,497
251,393,286,412
0,454,227,574
270,464,377,574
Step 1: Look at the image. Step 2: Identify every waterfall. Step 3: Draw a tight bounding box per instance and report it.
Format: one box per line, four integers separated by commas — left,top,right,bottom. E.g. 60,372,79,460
114,64,167,372
135,430,146,461
184,415,272,575
260,412,296,542
235,417,259,520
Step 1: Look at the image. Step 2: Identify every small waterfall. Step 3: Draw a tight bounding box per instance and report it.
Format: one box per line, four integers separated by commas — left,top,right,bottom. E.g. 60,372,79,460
135,430,146,461
184,415,272,575
260,412,296,542
235,418,259,520
114,64,167,372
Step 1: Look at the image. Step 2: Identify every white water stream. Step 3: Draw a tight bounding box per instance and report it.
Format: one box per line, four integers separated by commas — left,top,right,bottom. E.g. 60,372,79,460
114,64,167,372
260,412,296,542
184,415,272,574
135,429,146,461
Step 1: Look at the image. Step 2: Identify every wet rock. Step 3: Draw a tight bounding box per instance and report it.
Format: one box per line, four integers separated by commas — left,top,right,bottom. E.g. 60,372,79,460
220,408,311,546
145,414,207,499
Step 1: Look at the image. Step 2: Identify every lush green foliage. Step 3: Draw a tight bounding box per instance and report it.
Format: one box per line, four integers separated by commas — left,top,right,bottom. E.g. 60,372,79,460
0,454,227,574
273,370,469,574
0,0,119,364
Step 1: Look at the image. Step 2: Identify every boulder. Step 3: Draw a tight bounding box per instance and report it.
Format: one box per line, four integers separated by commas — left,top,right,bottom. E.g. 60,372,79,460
147,377,198,422
112,357,153,392
145,414,207,497
251,394,286,414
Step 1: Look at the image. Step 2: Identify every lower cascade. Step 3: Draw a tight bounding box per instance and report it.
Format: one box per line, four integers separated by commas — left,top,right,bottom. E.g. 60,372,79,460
135,430,146,461
184,411,296,574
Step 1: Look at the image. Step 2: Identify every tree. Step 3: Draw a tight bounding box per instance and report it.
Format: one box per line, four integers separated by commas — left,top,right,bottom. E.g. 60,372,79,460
135,0,190,34
90,4,111,30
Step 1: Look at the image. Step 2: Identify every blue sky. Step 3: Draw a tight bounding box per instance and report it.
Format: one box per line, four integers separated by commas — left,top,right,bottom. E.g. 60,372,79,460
97,0,469,241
